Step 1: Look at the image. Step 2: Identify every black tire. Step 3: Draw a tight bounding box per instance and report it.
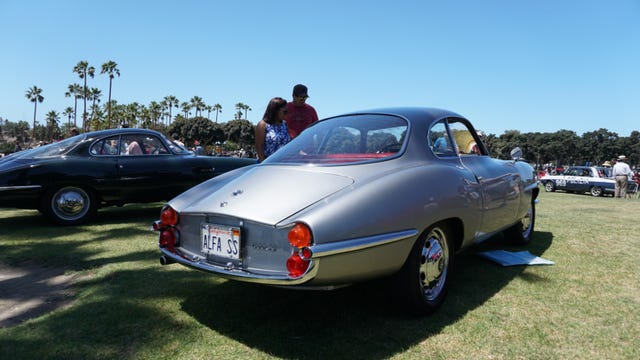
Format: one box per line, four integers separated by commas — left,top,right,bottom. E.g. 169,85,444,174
41,186,98,225
543,181,555,192
505,198,535,245
590,186,603,197
397,223,454,316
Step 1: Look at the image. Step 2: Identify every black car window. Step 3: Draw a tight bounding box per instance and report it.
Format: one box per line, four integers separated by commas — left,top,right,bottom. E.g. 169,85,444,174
90,136,120,156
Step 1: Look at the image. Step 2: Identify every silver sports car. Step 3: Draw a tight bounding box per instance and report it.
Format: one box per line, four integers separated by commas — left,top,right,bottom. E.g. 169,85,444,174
154,107,539,315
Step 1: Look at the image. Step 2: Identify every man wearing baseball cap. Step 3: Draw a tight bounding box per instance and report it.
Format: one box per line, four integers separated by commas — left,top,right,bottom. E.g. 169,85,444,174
286,84,319,139
612,155,633,198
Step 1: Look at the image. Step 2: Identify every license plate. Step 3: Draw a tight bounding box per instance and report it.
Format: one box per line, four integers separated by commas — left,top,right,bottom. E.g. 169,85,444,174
201,223,241,260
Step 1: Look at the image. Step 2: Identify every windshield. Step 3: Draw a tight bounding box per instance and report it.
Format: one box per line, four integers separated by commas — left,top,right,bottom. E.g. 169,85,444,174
265,114,408,165
9,135,84,159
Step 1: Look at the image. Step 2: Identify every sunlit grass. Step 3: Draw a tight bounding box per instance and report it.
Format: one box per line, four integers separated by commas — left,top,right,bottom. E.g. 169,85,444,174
1,192,639,359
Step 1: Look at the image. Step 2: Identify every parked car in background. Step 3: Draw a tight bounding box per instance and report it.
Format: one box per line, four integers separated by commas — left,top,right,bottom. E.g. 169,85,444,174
540,166,637,196
154,107,539,315
0,128,256,225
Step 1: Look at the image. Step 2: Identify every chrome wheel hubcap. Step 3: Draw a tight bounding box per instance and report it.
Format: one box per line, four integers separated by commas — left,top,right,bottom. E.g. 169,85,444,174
52,187,90,220
419,227,449,301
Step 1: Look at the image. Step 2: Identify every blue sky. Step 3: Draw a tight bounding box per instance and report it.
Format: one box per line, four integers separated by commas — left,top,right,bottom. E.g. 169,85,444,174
1,0,638,136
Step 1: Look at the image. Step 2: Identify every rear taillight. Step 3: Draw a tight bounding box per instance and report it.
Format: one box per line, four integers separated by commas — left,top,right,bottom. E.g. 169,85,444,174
154,205,180,250
288,223,312,248
159,228,178,248
160,205,178,226
286,223,313,278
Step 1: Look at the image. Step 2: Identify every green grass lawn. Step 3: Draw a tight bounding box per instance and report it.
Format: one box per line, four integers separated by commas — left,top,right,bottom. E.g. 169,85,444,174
1,191,638,359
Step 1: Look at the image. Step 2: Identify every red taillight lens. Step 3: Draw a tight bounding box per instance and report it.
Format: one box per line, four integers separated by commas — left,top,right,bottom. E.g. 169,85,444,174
288,223,312,248
286,253,310,278
159,228,178,248
160,206,178,226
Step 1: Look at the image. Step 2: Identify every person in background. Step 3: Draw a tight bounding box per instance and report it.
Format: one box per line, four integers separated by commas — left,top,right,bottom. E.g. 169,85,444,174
286,84,318,139
171,133,184,147
602,161,613,178
69,127,80,137
255,97,290,162
612,155,633,198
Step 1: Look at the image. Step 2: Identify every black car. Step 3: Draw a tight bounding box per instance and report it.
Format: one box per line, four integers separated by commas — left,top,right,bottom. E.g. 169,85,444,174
0,128,256,225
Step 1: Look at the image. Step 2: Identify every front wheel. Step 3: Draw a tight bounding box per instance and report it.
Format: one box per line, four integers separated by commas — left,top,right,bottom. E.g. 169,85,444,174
544,181,555,192
41,186,98,225
590,186,603,197
397,223,454,316
505,198,535,245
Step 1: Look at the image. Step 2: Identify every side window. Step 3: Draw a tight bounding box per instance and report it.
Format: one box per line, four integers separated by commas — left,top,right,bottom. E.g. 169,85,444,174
429,121,455,157
90,135,120,156
448,120,485,156
141,135,169,155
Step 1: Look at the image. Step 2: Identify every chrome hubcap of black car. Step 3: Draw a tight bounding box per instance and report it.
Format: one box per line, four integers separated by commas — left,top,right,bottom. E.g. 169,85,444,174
52,187,90,220
419,227,449,301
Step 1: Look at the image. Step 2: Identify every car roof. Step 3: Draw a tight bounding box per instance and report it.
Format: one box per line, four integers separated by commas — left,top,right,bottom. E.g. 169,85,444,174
337,107,466,123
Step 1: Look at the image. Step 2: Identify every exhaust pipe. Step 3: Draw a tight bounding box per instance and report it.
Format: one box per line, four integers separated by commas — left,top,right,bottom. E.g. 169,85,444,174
160,255,176,266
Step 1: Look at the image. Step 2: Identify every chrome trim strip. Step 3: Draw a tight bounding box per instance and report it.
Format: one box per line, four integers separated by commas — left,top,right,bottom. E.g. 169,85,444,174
310,229,418,258
160,247,319,285
0,185,42,191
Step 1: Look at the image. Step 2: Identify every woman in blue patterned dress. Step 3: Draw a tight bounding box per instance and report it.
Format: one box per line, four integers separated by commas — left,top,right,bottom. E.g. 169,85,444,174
255,97,291,162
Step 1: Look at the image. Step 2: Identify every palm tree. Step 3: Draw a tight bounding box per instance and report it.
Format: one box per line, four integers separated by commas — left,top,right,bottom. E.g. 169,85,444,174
190,96,206,117
212,103,222,123
243,104,252,120
181,101,192,118
65,84,80,127
124,102,141,128
88,87,102,123
44,110,60,140
100,61,120,128
235,102,251,120
63,107,74,129
73,61,95,131
25,85,44,140
148,101,163,128
163,95,179,125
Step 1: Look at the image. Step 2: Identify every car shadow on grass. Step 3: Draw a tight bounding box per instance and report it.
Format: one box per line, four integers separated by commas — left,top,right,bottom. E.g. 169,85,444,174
179,231,554,359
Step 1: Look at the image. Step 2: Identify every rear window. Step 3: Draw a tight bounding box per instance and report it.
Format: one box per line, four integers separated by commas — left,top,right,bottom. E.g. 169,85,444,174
265,114,407,165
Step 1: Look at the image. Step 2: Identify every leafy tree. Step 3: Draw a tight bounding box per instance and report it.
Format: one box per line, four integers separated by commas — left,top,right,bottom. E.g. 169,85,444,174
25,85,44,141
223,119,254,148
100,60,120,128
73,61,95,131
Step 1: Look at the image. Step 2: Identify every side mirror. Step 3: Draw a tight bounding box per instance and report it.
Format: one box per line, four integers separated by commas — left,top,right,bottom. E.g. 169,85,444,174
510,147,523,160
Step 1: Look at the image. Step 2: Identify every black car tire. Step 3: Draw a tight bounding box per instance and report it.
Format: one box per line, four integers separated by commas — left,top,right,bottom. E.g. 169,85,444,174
544,181,555,192
41,186,98,225
590,186,603,197
397,223,454,316
506,197,536,245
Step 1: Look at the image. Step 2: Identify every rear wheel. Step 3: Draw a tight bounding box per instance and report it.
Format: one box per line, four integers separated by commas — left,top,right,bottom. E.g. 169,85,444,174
505,198,535,245
41,186,97,225
397,223,454,315
544,181,555,192
590,186,603,197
